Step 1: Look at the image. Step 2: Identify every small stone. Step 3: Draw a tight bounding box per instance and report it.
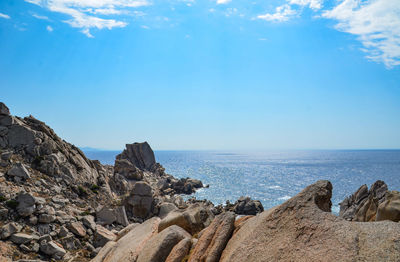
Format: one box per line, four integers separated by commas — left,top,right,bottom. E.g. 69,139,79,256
19,244,31,252
28,216,38,225
10,233,34,244
1,222,22,239
68,222,86,237
38,214,56,224
93,225,117,248
58,226,69,238
7,163,30,180
31,242,40,252
40,240,66,260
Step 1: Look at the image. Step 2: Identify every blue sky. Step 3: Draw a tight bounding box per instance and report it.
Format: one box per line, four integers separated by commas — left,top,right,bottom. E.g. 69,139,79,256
0,0,399,150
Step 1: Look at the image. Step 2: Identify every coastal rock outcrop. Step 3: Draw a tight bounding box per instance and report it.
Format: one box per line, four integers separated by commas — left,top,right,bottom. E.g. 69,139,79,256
339,180,387,221
220,180,400,262
217,196,264,215
115,142,156,171
376,190,400,222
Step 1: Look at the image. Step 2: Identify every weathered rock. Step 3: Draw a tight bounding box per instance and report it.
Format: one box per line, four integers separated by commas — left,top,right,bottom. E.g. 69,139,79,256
339,180,387,221
10,233,34,244
115,206,129,226
137,225,191,262
376,190,400,222
82,215,96,231
158,203,214,235
116,142,156,171
165,237,192,262
188,212,235,262
91,217,160,262
68,222,86,237
16,193,36,217
96,207,117,225
220,180,400,262
158,202,178,219
125,182,153,219
7,163,30,180
38,214,56,224
0,103,10,115
114,159,143,180
1,222,22,239
93,225,117,248
40,241,66,260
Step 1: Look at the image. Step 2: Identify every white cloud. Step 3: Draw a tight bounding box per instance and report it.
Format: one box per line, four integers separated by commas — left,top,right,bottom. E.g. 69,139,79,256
25,0,149,37
323,0,400,68
32,13,49,20
0,13,11,19
46,25,53,31
289,0,323,10
257,4,296,22
217,0,231,4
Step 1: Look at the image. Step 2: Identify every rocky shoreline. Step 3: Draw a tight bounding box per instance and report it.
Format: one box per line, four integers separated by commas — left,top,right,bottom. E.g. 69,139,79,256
0,102,399,262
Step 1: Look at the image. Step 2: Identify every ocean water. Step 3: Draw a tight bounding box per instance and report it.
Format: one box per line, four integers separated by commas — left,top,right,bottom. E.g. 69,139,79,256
83,150,400,214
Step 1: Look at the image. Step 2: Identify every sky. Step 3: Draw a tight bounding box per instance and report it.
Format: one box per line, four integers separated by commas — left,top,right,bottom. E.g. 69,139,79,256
0,0,399,150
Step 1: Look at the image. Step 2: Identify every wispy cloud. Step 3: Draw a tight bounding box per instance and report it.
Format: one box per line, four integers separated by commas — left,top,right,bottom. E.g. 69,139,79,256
217,0,232,4
46,25,53,31
257,4,296,22
25,0,150,37
323,0,400,68
32,13,49,20
0,13,11,19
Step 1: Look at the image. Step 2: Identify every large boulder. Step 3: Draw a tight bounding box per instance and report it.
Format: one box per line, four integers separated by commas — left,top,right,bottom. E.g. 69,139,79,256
125,182,154,219
339,180,387,221
7,163,30,180
115,142,156,171
376,190,400,222
188,212,235,262
16,192,36,217
137,225,191,262
94,225,117,248
165,237,192,262
91,217,160,262
158,203,214,235
220,180,400,262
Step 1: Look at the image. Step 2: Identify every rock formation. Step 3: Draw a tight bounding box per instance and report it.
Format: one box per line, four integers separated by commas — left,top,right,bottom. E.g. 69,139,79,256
220,180,400,262
339,180,388,221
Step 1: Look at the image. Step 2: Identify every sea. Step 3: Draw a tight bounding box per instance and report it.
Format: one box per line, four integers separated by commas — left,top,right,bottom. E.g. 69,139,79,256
82,150,400,215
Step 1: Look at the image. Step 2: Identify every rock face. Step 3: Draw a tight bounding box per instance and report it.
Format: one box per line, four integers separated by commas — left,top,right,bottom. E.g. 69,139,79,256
0,103,10,116
165,237,192,262
116,142,156,171
92,217,160,262
125,182,154,219
0,107,103,185
376,190,400,222
220,180,400,262
188,212,235,262
158,203,214,235
339,180,388,221
136,225,191,262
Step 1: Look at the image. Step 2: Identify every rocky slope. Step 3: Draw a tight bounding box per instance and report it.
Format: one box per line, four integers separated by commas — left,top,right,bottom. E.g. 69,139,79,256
0,102,263,261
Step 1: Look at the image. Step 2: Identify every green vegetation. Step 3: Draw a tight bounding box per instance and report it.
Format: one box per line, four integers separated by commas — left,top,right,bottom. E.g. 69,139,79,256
77,185,88,196
90,184,100,194
0,196,7,202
